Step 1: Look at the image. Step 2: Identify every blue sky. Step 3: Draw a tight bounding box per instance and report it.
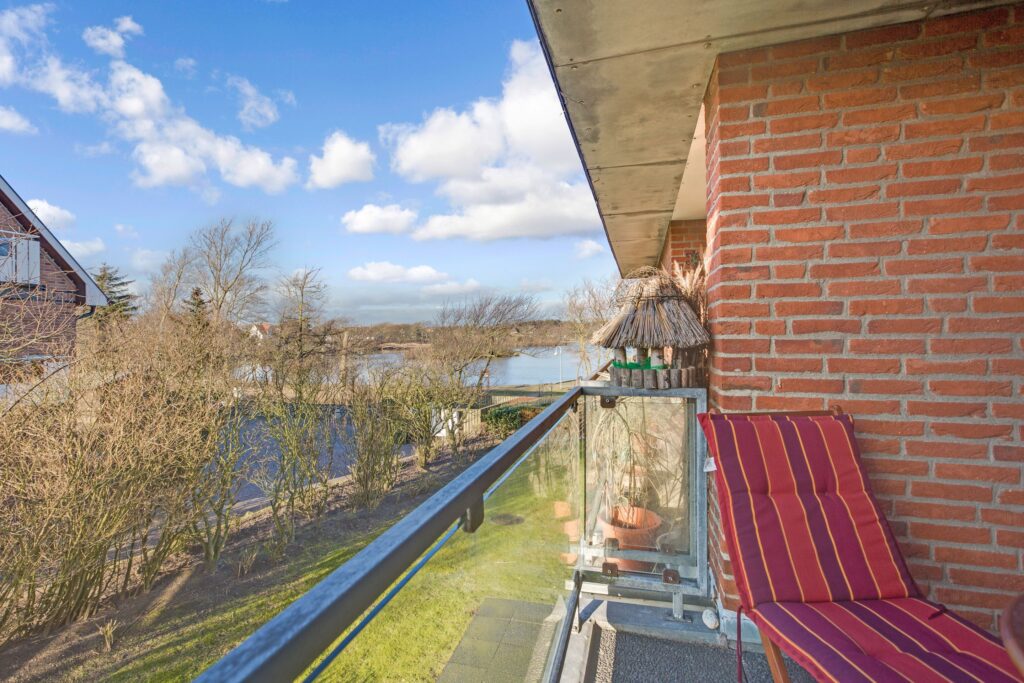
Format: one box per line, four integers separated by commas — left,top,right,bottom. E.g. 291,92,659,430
0,2,616,322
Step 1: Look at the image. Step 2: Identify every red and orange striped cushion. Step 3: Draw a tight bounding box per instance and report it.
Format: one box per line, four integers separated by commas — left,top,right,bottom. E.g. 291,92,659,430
699,413,918,607
753,598,1022,683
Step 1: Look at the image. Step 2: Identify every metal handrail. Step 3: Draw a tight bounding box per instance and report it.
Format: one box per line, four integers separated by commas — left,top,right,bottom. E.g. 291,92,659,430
196,386,583,682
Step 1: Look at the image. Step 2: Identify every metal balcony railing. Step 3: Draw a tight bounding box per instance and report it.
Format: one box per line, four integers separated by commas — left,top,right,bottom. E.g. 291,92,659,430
196,384,707,682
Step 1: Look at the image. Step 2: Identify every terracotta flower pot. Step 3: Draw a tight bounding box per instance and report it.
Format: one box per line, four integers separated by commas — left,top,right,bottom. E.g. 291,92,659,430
599,505,662,572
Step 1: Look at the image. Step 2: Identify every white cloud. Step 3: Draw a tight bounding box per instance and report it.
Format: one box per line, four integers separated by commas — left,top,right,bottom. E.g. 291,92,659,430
27,198,75,230
421,279,480,295
174,57,197,78
130,247,166,272
306,131,375,189
75,140,114,156
342,204,416,234
414,178,598,240
381,40,597,241
574,238,605,259
65,237,105,258
380,104,503,182
277,89,296,106
227,75,279,130
114,223,138,238
0,4,49,86
82,16,142,59
114,16,143,36
0,105,35,133
3,9,297,195
348,261,448,284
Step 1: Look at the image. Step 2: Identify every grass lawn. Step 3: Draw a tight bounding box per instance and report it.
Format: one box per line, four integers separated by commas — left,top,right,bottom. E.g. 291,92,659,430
2,428,578,683
313,448,577,682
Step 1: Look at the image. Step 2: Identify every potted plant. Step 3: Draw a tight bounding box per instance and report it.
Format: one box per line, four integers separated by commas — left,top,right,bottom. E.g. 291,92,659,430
591,398,669,572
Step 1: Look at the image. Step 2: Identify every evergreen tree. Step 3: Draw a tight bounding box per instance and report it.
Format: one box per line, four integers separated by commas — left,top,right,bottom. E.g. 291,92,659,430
183,286,210,329
92,263,139,322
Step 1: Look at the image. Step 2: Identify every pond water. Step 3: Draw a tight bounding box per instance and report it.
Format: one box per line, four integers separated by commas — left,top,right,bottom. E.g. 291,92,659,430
366,345,608,387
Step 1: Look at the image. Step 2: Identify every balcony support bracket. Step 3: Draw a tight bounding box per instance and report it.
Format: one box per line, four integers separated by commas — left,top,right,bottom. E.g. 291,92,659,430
462,497,484,533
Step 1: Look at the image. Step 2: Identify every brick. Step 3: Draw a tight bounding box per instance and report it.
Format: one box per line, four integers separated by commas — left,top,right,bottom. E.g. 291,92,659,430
843,104,916,125
777,378,845,394
754,357,822,373
907,236,987,255
752,132,824,153
807,70,878,92
849,220,923,239
886,179,962,198
750,59,819,81
808,185,880,203
910,522,989,544
828,240,901,258
931,422,1013,439
809,261,880,278
849,299,923,316
849,339,925,355
866,318,942,334
920,93,1004,115
826,48,894,71
774,150,843,170
904,196,983,216
826,165,898,184
775,339,844,355
827,126,901,147
930,380,1013,397
930,338,1013,354
792,319,862,334
824,202,899,221
751,208,821,225
906,359,988,375
898,34,979,59
884,258,963,276
752,171,820,189
912,481,993,503
752,96,820,117
881,59,963,82
974,296,1024,313
895,500,976,521
849,379,923,395
907,277,987,294
770,113,839,134
928,214,1011,234
901,75,980,99
970,255,1024,272
823,87,897,108
934,546,1016,569
885,139,963,160
902,157,984,178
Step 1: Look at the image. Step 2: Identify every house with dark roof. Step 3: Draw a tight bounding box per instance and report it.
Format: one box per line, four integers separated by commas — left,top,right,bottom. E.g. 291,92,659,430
0,174,107,361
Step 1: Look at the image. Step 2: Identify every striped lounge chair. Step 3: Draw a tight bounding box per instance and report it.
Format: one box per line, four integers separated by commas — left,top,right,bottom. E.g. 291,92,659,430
699,410,1022,683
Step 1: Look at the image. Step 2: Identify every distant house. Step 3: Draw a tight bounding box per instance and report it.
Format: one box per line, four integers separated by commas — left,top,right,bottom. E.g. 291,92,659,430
248,322,274,341
0,174,107,362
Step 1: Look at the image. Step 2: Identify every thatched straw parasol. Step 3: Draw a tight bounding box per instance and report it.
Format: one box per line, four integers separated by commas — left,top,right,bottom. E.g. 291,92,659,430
591,267,709,389
591,267,709,351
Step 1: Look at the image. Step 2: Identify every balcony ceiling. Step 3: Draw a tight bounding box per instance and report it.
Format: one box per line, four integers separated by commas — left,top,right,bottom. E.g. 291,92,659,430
528,0,1014,275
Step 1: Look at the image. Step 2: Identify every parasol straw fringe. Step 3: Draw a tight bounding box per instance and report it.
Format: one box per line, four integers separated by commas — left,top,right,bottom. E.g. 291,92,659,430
590,267,710,350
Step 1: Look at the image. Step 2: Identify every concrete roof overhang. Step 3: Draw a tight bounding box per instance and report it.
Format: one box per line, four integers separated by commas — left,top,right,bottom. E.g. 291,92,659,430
527,0,1014,275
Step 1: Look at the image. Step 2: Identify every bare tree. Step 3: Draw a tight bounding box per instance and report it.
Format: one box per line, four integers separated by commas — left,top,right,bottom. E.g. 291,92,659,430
146,248,195,325
564,276,617,378
189,219,275,324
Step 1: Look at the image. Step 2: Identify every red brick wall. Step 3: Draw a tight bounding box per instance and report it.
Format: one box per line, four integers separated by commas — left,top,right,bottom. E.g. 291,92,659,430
0,200,80,357
699,5,1024,630
660,219,706,272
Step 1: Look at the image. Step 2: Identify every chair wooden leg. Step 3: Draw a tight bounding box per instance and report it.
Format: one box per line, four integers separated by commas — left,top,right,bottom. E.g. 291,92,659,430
764,639,792,683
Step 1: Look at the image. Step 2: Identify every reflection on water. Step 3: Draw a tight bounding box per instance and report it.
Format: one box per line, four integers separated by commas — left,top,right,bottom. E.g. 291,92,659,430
366,345,607,387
